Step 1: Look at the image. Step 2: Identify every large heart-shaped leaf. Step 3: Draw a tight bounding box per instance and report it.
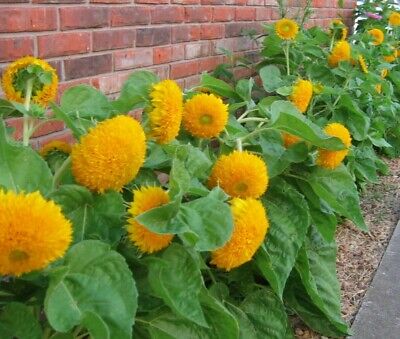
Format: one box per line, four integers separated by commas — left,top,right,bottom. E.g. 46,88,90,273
45,240,137,339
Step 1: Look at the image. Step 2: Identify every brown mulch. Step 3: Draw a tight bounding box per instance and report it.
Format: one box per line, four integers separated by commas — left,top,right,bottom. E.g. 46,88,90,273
295,157,400,338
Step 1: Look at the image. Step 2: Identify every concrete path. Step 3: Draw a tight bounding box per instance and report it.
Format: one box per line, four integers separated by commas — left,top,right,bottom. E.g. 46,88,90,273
351,220,400,339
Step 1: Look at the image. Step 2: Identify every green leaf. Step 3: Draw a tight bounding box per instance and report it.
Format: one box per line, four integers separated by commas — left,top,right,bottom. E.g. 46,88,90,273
60,85,113,121
268,101,345,150
200,74,240,100
50,103,84,139
177,194,234,251
293,227,349,335
225,303,257,339
49,185,125,245
241,288,294,339
334,95,370,141
147,244,207,327
255,178,310,298
259,65,283,93
296,181,337,242
0,99,20,118
0,120,52,194
169,158,191,198
235,78,254,103
113,71,159,113
45,240,137,339
304,165,367,230
0,302,42,339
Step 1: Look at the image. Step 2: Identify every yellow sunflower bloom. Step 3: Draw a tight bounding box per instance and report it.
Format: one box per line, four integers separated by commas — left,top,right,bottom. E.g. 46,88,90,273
330,19,347,41
149,79,183,144
316,123,351,169
275,18,299,40
358,55,368,74
381,68,388,78
341,27,348,41
211,198,269,271
368,28,384,46
283,133,301,148
208,150,268,199
0,190,72,276
183,93,228,138
289,79,313,113
127,186,173,254
71,115,146,193
375,84,382,94
328,41,351,67
383,50,397,62
389,12,400,26
40,140,72,158
1,56,58,107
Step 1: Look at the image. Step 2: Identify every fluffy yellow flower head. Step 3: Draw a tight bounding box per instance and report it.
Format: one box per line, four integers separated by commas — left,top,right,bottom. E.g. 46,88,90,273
0,190,72,276
330,19,347,41
289,79,313,113
389,12,400,26
275,18,299,40
383,49,397,62
283,133,301,148
40,140,72,158
1,56,58,107
149,80,183,144
358,55,368,74
71,115,146,193
316,123,352,169
183,93,228,138
211,198,269,271
208,150,268,199
127,186,173,254
368,28,384,45
328,41,351,67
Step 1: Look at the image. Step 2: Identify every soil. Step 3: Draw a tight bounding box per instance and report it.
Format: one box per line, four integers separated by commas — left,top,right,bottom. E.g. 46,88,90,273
294,157,400,338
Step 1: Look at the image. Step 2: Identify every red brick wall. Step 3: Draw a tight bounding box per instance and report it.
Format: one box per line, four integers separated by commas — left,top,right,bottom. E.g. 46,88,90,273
0,0,356,146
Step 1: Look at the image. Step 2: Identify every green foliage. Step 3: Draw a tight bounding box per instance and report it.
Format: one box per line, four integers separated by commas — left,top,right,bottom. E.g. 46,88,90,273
45,241,137,339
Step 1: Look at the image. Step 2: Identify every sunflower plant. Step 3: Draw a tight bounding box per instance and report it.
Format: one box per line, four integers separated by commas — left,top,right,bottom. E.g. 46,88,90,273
0,9,399,339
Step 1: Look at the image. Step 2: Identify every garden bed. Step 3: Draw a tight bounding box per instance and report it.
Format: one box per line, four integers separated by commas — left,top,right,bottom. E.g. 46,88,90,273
294,157,400,338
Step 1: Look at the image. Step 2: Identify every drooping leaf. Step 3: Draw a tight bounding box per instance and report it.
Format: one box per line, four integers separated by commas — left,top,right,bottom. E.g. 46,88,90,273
147,244,207,327
0,119,52,194
259,65,283,93
255,178,310,298
200,74,240,100
0,302,42,339
241,288,294,339
304,165,367,230
45,240,137,339
267,101,345,150
49,185,125,245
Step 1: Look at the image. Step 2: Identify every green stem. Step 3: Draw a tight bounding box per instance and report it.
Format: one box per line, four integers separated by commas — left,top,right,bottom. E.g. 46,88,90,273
22,78,34,146
329,34,335,52
284,41,291,76
237,108,258,122
241,127,271,142
207,267,217,285
238,117,268,123
236,138,243,152
52,156,71,190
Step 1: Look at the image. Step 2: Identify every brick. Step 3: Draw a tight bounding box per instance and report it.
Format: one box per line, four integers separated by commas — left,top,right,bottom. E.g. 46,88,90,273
198,55,224,72
90,0,130,3
36,130,74,149
151,6,185,24
60,7,108,30
0,37,33,62
256,7,273,21
172,25,201,43
170,60,199,78
38,32,90,58
236,7,256,21
201,0,224,4
136,27,171,46
246,0,265,4
32,120,65,138
110,6,151,27
213,7,235,22
0,0,29,2
150,65,170,80
92,72,128,95
185,42,210,59
153,45,184,64
185,74,201,89
185,7,213,23
57,78,92,101
225,22,262,37
136,0,168,3
171,0,200,3
0,7,57,33
64,54,112,80
114,49,153,70
32,0,84,3
93,29,135,52
225,0,247,4
201,24,224,39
